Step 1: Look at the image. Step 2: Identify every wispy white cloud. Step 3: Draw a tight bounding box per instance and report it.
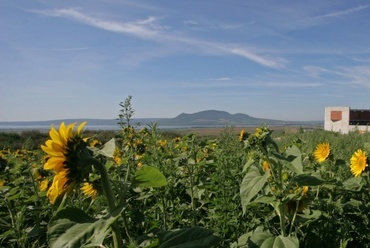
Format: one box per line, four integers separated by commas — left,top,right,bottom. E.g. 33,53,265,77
36,8,285,69
183,19,254,31
229,48,287,69
338,66,370,87
33,47,89,51
303,66,333,78
39,8,161,38
351,57,370,63
258,81,324,87
165,77,324,89
215,77,231,81
218,21,255,30
271,4,370,34
183,20,203,30
314,5,369,19
304,65,370,88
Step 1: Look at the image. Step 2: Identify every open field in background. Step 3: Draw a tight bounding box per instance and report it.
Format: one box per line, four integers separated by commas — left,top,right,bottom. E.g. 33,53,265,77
0,125,322,150
172,125,322,137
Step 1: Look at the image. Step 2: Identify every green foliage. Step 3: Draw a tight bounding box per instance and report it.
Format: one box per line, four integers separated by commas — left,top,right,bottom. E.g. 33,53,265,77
158,226,221,248
3,102,370,247
0,148,51,247
48,205,124,248
0,130,117,151
0,130,48,150
240,166,269,213
133,166,168,188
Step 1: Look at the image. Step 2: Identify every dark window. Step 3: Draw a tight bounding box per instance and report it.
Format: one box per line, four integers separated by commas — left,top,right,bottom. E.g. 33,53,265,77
349,110,370,125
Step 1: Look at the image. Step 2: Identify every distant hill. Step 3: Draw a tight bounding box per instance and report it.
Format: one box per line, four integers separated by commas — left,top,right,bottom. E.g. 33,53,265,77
156,110,292,126
0,110,323,130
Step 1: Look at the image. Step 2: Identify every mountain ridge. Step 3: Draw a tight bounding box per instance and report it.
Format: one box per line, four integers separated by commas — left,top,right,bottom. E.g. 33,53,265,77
164,109,288,126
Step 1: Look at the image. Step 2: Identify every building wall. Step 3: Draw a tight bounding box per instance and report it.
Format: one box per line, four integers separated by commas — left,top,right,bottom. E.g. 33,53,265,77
324,106,369,134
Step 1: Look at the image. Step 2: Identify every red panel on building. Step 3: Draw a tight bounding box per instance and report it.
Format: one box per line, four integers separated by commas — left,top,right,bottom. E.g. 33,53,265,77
331,111,342,122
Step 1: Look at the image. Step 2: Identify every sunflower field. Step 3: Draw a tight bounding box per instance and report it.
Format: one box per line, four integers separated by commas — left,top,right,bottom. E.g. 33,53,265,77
1,102,370,247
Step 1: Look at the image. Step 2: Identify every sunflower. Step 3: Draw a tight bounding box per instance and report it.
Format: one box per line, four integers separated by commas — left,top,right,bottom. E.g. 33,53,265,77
39,178,49,192
254,127,269,138
81,182,99,198
350,149,368,177
313,143,330,163
286,186,309,214
41,122,90,204
157,139,167,147
302,186,309,195
239,130,247,142
262,160,270,171
254,128,263,137
113,147,123,165
90,139,102,148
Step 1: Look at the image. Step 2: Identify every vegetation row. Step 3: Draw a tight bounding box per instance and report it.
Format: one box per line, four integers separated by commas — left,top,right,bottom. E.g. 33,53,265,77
1,97,370,248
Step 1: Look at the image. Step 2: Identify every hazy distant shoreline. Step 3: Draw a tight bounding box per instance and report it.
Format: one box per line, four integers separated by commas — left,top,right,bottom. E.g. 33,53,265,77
0,110,323,132
0,123,324,133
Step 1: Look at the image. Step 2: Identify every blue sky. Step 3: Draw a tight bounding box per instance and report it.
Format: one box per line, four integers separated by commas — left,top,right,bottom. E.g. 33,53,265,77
1,0,370,122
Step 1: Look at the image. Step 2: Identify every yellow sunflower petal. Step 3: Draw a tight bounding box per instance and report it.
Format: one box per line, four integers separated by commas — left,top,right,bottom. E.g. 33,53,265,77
39,179,49,192
77,122,87,134
50,141,64,153
262,161,270,171
66,123,75,139
49,125,64,146
81,182,97,198
58,122,70,144
41,142,64,157
47,172,67,204
44,156,65,171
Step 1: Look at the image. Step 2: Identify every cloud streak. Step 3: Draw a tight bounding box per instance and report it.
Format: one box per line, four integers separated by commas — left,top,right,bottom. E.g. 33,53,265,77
167,78,324,89
33,47,89,51
37,8,285,69
314,5,369,19
304,65,370,88
338,66,370,87
41,8,161,38
229,48,286,69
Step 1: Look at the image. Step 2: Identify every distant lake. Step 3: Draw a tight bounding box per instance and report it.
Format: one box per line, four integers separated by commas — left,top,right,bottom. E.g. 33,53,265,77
0,123,242,131
0,125,121,131
0,113,324,132
0,123,322,132
0,117,323,132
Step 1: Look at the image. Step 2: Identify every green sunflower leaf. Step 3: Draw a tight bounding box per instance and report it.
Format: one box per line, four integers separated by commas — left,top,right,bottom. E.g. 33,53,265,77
291,174,325,186
158,226,221,248
260,235,299,248
96,138,116,158
133,165,168,188
47,204,124,248
284,145,303,174
343,176,363,191
240,166,269,214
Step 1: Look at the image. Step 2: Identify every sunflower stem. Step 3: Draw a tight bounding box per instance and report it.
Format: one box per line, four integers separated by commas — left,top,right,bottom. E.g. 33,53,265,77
89,158,123,248
279,201,287,237
288,200,300,236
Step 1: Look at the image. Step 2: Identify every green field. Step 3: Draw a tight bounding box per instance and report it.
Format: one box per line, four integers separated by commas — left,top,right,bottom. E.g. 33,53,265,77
1,122,370,248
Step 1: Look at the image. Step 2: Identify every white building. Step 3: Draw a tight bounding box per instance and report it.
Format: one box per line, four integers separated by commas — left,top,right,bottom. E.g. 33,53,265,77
324,106,370,134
